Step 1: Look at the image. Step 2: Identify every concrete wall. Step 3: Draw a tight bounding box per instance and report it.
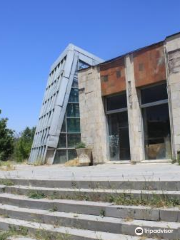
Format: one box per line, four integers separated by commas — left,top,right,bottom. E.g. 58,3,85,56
125,54,144,162
165,33,180,159
78,66,109,164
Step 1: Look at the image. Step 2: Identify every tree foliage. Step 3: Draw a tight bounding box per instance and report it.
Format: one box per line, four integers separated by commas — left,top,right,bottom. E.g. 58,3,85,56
0,110,14,161
14,127,35,162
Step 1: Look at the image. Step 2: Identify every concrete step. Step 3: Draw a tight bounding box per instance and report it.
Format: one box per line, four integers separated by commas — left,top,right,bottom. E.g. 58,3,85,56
0,203,179,239
3,184,180,203
0,217,148,240
1,178,180,190
0,193,180,222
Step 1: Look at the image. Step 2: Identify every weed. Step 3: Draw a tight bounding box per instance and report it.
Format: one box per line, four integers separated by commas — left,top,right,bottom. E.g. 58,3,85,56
35,230,71,240
99,209,105,217
0,161,15,171
28,190,46,199
49,205,58,212
0,179,14,186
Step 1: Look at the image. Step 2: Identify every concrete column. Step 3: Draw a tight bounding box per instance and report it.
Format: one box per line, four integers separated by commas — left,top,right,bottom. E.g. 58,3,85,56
78,66,109,164
165,34,180,159
125,54,144,162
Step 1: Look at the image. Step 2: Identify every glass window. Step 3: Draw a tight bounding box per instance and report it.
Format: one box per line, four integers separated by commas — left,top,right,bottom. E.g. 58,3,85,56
67,134,81,147
107,93,127,111
57,134,66,148
141,83,168,105
69,88,79,103
68,149,77,160
143,104,171,159
67,118,80,133
54,150,67,164
72,79,78,88
108,111,130,160
61,118,66,132
78,61,89,70
67,103,80,117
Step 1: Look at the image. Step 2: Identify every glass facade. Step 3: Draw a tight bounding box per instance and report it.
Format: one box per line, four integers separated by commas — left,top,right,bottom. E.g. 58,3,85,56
54,61,89,164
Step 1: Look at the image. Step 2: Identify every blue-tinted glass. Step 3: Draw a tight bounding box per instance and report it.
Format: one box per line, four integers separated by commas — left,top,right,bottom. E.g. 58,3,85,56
69,88,79,103
57,134,66,148
54,150,67,164
68,149,77,160
67,103,80,117
67,118,80,132
67,134,81,147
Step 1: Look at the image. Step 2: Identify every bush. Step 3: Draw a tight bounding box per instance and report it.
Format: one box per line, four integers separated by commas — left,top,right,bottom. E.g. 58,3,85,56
0,110,14,161
14,127,35,162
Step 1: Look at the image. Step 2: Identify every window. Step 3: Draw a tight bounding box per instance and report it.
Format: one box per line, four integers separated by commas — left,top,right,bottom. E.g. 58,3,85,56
55,61,82,164
141,83,171,160
106,92,127,111
141,83,167,105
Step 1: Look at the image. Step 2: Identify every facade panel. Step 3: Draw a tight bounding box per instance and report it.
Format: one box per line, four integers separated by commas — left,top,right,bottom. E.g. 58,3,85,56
100,57,126,96
133,43,166,87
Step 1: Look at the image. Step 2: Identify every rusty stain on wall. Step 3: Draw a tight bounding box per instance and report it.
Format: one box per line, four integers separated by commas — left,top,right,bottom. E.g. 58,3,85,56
100,57,126,96
133,43,166,87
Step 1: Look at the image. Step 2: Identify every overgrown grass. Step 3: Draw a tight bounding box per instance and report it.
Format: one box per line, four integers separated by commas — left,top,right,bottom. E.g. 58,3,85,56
0,226,71,240
28,190,46,199
0,226,28,240
26,189,180,208
0,179,14,186
0,161,15,171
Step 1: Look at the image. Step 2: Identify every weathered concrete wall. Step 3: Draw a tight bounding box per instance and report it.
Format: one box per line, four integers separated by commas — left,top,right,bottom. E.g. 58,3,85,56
78,66,109,164
165,34,180,159
125,54,144,162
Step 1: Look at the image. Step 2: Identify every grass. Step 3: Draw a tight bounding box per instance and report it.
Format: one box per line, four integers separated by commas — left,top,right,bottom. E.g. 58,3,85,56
0,161,16,171
0,226,28,240
28,190,46,199
0,227,71,240
25,188,180,208
0,179,14,186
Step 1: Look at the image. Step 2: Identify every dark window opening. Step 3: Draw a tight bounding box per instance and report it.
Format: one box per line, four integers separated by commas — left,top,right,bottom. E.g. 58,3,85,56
107,93,127,111
141,83,167,105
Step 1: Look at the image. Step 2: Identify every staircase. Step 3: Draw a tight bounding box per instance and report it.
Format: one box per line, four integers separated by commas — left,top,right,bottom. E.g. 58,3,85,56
0,178,180,239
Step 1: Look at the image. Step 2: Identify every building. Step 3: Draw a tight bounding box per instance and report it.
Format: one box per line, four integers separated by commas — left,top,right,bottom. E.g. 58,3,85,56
29,32,180,165
29,44,103,164
78,32,180,163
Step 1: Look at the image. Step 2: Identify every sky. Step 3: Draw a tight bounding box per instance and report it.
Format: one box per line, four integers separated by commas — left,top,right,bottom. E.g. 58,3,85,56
0,0,180,133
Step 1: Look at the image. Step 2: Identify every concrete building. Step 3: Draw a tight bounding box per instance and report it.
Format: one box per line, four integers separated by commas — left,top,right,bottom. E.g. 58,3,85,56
29,32,180,165
78,32,180,163
29,44,103,164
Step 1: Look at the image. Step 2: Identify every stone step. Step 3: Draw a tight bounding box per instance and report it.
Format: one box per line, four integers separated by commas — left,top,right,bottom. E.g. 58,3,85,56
0,217,148,240
1,178,180,190
3,185,180,203
0,193,180,222
0,203,179,239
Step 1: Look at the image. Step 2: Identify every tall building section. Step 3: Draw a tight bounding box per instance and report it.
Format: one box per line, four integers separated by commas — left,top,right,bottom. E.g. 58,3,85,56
29,44,103,164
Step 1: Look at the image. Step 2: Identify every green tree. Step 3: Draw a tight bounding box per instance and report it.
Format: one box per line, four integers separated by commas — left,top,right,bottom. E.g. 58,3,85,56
14,127,35,162
0,110,14,161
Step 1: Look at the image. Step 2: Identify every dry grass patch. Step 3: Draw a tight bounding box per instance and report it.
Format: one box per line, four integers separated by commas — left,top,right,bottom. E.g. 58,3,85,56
64,158,79,167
